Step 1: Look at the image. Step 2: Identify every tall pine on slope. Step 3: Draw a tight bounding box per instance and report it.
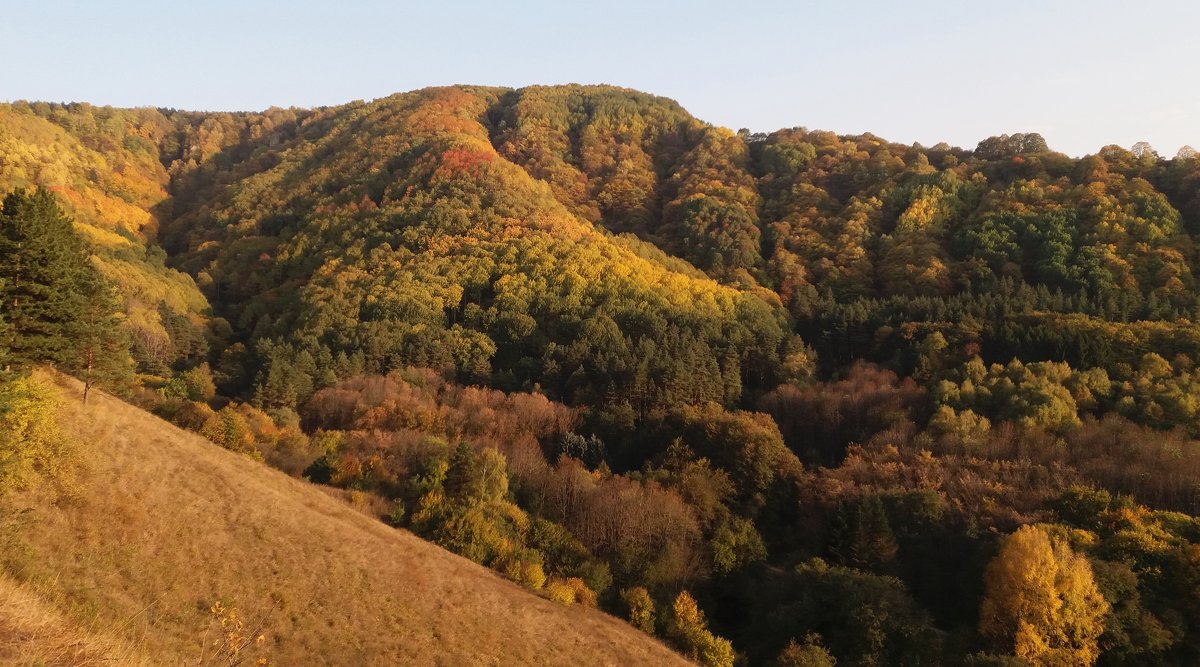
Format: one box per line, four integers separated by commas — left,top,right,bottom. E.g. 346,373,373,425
0,281,12,379
74,271,133,402
0,188,132,397
0,188,89,366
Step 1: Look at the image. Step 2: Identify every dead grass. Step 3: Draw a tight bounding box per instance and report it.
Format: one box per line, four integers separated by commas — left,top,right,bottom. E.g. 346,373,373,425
0,372,689,666
0,573,149,666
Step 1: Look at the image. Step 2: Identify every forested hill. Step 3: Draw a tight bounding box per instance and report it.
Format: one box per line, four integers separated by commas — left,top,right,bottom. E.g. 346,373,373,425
8,86,1200,409
155,86,801,412
6,85,1200,665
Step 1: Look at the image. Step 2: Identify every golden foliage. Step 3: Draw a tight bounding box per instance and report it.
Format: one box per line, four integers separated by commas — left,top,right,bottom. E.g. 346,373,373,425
979,524,1109,665
670,590,736,667
622,586,656,634
544,576,596,607
0,375,72,493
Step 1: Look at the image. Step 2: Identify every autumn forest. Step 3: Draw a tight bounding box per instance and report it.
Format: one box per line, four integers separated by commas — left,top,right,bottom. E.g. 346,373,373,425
5,85,1200,665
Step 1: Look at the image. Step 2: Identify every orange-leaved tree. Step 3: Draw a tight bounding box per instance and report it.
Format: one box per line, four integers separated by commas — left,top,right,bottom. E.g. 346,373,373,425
979,524,1108,665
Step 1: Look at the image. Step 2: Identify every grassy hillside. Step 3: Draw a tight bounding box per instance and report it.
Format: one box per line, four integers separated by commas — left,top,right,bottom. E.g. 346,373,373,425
0,372,688,666
0,572,149,666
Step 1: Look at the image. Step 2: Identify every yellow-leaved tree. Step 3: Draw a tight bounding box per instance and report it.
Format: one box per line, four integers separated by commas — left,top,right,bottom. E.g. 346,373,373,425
670,590,735,667
622,586,656,634
979,524,1108,665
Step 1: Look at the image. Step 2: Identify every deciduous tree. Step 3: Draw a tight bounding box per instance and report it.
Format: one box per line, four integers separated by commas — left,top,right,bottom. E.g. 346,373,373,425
979,524,1108,665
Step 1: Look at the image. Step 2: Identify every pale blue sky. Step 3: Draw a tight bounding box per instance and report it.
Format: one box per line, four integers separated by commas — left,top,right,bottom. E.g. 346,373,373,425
2,1,1197,157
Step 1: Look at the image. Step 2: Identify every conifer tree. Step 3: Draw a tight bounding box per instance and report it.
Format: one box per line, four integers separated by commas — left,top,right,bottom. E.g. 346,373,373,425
74,275,133,403
0,188,91,366
0,188,132,397
830,496,898,569
0,283,13,379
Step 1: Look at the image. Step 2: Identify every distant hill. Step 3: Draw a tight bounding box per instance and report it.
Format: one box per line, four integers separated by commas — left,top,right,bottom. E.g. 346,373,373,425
0,372,688,666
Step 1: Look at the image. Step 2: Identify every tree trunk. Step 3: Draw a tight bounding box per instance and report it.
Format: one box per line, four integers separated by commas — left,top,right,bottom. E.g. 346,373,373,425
83,347,94,404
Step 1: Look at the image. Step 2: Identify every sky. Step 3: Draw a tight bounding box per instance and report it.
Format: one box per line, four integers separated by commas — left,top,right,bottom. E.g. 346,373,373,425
2,0,1197,157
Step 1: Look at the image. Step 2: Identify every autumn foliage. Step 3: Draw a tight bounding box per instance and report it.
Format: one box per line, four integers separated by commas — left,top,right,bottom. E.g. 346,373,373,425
8,85,1200,665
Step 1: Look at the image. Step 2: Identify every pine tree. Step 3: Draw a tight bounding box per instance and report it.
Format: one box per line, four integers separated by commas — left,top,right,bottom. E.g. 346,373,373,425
721,349,742,406
0,188,132,398
830,496,898,570
0,282,13,379
74,275,133,403
0,188,91,366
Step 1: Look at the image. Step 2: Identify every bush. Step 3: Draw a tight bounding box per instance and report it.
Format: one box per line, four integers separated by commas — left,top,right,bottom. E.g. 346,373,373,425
200,406,255,454
171,400,215,432
776,635,836,667
0,376,71,493
386,499,406,526
564,577,596,607
621,586,656,634
502,555,547,590
160,376,189,400
545,576,596,606
546,578,576,605
261,426,318,476
181,363,217,401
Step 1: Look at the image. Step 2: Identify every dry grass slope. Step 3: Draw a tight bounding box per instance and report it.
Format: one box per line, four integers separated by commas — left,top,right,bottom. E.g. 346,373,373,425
0,573,149,666
0,373,689,666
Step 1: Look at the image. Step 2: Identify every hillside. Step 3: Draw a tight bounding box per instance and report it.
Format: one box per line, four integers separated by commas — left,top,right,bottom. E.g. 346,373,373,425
0,372,689,666
155,86,796,410
0,103,212,374
6,85,1200,664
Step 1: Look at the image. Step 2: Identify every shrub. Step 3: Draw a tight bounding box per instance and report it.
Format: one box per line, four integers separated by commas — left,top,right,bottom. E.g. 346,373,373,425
200,406,255,454
386,500,406,526
502,555,547,591
160,376,189,400
181,363,217,402
261,426,317,476
776,635,836,667
564,577,596,607
621,586,656,634
172,400,215,431
546,578,576,605
0,376,71,493
544,576,596,606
